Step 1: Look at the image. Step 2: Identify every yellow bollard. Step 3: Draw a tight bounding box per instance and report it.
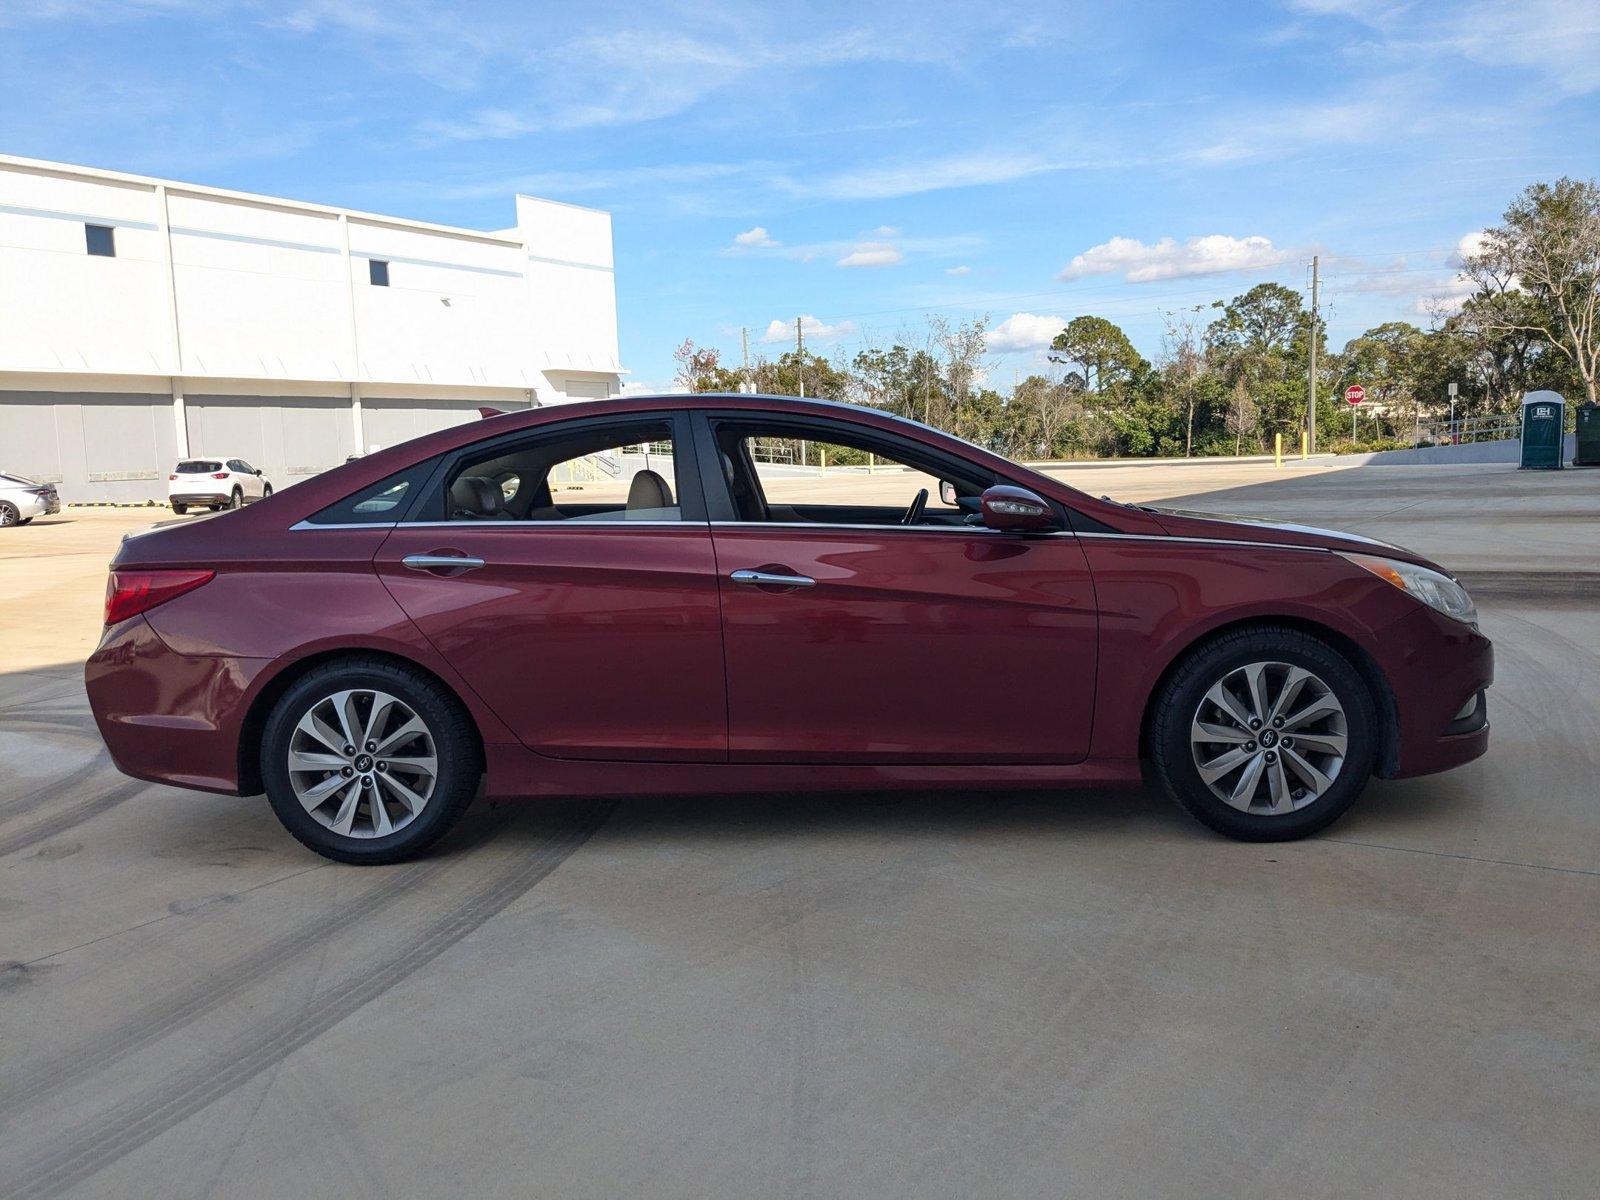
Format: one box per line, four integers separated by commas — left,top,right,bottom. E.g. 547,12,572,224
1300,430,1308,460
1275,432,1282,468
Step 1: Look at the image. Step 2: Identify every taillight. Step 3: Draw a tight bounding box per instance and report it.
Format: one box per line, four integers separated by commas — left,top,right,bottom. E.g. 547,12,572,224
212,472,229,480
104,569,215,625
168,474,178,481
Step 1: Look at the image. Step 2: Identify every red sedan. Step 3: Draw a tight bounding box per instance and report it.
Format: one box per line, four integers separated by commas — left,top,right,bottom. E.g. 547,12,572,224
86,395,1491,863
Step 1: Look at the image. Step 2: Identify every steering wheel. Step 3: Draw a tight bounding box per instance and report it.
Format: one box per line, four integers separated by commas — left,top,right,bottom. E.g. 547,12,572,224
901,487,929,526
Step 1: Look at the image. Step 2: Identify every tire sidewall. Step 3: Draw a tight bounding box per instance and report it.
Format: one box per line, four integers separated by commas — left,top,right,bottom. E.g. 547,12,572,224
261,663,478,863
1154,631,1377,841
0,502,16,527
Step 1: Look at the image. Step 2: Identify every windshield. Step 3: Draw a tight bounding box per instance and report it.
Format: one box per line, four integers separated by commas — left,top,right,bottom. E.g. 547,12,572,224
176,460,223,473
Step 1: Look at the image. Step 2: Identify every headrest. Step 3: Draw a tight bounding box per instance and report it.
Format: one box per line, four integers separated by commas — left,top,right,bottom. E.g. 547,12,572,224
449,475,501,517
627,469,674,510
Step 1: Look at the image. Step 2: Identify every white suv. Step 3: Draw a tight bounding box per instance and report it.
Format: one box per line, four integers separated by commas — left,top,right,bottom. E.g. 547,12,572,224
167,457,271,514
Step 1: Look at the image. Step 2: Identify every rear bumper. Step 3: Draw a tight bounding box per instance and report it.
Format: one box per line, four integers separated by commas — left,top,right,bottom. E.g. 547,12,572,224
168,492,230,506
1373,605,1493,779
85,615,267,794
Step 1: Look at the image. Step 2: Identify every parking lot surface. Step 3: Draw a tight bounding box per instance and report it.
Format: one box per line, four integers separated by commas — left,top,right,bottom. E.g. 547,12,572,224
1,461,1596,1198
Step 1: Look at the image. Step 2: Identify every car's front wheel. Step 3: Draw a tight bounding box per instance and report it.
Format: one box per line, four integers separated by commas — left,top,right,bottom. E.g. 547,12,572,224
260,658,482,864
1150,626,1377,841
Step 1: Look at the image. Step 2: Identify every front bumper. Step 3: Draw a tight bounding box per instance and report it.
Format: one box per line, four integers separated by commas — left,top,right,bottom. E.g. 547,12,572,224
86,615,267,794
1372,605,1493,779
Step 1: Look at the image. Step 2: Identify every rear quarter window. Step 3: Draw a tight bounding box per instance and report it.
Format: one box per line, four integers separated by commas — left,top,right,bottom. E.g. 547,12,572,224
304,459,437,525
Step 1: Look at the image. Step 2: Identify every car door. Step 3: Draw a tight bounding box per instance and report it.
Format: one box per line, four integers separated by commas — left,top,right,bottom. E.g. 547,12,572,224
697,412,1099,765
373,411,727,762
233,460,264,498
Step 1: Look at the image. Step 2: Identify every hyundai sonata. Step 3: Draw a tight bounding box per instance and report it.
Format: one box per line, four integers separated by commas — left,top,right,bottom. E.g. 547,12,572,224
86,395,1490,863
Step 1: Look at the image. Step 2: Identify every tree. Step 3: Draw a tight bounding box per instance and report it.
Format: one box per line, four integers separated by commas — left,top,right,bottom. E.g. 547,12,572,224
1049,316,1145,394
1462,178,1600,404
1224,379,1258,455
1161,308,1208,457
671,339,742,393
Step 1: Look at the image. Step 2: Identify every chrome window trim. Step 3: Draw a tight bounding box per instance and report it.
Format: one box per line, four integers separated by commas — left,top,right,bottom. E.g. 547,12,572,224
290,519,399,531
708,520,1029,536
291,519,703,531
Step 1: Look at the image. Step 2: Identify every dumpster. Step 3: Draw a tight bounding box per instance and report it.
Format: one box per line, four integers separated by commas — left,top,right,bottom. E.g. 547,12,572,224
1519,391,1565,470
1576,402,1600,467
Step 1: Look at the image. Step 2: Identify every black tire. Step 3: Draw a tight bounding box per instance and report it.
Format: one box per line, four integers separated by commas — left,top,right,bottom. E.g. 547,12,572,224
18,517,32,525
0,502,17,528
229,488,243,510
261,657,482,864
261,483,273,499
1149,625,1378,841
208,504,221,512
171,502,188,515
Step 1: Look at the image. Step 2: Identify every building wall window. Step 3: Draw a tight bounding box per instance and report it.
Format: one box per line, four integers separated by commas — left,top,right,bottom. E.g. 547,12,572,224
85,224,116,257
368,259,390,286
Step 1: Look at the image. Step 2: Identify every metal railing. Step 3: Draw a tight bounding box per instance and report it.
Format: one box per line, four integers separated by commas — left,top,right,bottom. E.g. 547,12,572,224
1416,414,1519,445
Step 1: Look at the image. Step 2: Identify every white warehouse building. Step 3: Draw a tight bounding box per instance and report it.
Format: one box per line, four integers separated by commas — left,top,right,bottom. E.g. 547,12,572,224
0,154,624,503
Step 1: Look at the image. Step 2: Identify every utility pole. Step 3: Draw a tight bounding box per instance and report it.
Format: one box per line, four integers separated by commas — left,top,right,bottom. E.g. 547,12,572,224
1307,254,1319,456
741,326,751,393
795,317,805,399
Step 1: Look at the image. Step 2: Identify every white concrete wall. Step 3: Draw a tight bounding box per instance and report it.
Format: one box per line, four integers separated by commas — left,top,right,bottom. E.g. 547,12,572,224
1,155,626,500
0,156,622,399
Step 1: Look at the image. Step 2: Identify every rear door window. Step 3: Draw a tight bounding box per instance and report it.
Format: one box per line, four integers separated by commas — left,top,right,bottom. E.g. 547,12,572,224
437,419,690,523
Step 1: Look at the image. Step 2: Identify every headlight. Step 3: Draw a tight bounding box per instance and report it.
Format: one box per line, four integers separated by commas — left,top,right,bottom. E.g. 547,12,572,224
1342,553,1478,628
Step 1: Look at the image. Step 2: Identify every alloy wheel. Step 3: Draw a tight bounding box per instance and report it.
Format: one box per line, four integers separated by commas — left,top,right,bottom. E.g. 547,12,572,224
287,688,438,838
1189,660,1348,815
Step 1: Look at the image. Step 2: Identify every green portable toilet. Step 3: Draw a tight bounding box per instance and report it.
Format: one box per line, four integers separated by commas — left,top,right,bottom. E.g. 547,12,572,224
1519,391,1565,470
1575,402,1600,467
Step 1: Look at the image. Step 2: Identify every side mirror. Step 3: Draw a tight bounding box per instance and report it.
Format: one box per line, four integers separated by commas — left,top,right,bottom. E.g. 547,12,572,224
939,479,958,506
980,485,1059,533
255,468,264,476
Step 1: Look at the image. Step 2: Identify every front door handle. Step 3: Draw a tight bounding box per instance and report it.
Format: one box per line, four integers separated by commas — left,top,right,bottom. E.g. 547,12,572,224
730,568,815,588
403,552,486,573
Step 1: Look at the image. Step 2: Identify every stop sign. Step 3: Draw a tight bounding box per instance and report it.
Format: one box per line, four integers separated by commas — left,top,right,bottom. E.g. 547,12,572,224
1345,384,1366,406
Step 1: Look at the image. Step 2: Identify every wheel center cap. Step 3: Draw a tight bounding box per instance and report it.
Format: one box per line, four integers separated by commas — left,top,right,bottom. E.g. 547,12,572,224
353,753,374,772
1258,730,1278,748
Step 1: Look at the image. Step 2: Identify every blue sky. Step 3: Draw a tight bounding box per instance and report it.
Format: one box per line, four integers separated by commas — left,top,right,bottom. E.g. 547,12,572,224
3,0,1597,390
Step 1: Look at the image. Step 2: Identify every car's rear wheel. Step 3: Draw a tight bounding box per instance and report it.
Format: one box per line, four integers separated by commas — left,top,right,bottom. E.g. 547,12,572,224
261,658,482,864
0,502,17,528
261,483,273,499
1150,626,1377,841
208,504,221,511
229,488,243,509
171,502,188,515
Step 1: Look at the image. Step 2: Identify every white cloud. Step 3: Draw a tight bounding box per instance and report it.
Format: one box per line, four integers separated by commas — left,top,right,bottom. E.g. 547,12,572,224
762,315,856,344
836,242,904,268
986,313,1067,353
945,264,972,276
870,225,900,237
799,150,1061,201
731,225,778,249
1450,229,1490,265
1058,234,1288,283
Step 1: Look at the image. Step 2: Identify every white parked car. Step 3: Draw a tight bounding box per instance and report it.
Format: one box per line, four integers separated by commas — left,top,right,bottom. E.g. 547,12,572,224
0,471,61,527
167,457,272,514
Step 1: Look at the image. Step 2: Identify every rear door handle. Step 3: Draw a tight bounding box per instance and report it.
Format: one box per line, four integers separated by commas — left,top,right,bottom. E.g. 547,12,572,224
730,568,815,588
403,553,486,573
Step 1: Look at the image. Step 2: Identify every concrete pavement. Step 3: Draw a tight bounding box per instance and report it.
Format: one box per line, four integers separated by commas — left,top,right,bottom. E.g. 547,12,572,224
0,463,1596,1198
